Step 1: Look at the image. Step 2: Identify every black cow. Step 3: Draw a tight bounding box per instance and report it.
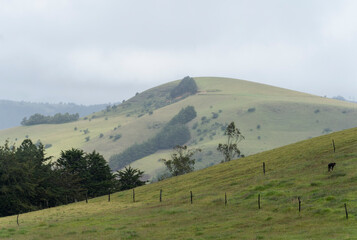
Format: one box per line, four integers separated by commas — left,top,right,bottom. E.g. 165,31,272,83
328,162,336,172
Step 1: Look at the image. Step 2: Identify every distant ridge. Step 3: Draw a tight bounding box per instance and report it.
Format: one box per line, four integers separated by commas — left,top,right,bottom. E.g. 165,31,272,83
0,100,108,129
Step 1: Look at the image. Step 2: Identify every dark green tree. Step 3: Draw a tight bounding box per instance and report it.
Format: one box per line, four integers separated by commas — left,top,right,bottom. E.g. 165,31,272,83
168,106,197,125
217,122,244,162
0,139,56,216
56,148,87,176
116,166,145,191
161,145,201,176
56,149,115,199
53,148,86,202
170,76,198,98
86,151,114,197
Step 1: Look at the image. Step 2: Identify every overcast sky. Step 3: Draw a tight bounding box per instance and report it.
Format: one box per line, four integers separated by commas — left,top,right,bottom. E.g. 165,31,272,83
1,0,357,104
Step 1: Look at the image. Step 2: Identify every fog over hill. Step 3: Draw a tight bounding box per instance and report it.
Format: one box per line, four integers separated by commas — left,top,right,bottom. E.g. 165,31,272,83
0,100,108,130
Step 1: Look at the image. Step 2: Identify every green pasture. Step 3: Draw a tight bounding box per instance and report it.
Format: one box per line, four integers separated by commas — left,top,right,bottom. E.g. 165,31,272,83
1,127,357,239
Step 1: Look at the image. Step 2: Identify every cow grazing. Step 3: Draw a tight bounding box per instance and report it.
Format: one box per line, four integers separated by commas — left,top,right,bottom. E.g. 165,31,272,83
328,162,336,172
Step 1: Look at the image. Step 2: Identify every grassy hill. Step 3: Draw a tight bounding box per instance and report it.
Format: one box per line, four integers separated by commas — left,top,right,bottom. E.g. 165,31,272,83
1,127,357,239
0,77,357,180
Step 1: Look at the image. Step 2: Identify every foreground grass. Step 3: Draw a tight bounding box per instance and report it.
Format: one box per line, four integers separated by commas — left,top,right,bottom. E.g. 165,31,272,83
1,127,357,239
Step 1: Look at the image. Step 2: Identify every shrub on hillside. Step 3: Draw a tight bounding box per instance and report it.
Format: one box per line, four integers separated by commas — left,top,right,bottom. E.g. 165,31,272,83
44,143,52,149
201,116,210,124
113,134,122,141
322,128,332,134
212,112,219,119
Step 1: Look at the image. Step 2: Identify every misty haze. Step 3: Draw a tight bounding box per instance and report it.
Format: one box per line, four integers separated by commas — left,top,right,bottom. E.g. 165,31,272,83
0,1,356,239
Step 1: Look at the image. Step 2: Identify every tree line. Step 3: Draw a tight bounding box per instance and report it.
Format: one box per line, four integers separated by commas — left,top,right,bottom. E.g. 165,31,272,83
0,139,145,217
21,112,79,126
109,106,197,171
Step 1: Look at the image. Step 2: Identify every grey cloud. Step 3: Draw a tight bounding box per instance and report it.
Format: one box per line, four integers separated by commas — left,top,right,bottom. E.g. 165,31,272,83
0,0,356,104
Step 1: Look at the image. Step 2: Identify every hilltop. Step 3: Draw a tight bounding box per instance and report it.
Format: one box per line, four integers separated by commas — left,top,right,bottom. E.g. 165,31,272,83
0,127,357,239
0,77,356,180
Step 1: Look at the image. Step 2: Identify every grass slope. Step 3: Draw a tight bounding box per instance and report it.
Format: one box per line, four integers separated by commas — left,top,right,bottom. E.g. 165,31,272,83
1,127,357,239
0,77,357,179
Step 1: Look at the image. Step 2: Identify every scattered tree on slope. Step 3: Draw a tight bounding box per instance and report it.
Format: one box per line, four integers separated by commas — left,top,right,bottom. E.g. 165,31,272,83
217,121,244,162
161,145,201,176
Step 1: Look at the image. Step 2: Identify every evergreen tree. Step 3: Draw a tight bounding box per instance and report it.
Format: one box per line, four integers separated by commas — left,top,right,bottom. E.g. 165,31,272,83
116,166,145,191
86,151,114,197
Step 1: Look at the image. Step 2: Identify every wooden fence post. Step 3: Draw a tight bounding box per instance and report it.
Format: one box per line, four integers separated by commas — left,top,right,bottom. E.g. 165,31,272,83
263,162,266,175
133,189,135,203
345,203,348,219
225,192,227,206
190,191,193,204
108,191,111,202
86,191,88,203
298,197,301,213
258,194,261,209
332,139,336,153
17,213,19,226
160,189,162,203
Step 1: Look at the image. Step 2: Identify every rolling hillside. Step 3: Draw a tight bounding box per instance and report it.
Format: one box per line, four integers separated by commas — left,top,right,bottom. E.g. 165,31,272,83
0,127,357,239
0,77,356,180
